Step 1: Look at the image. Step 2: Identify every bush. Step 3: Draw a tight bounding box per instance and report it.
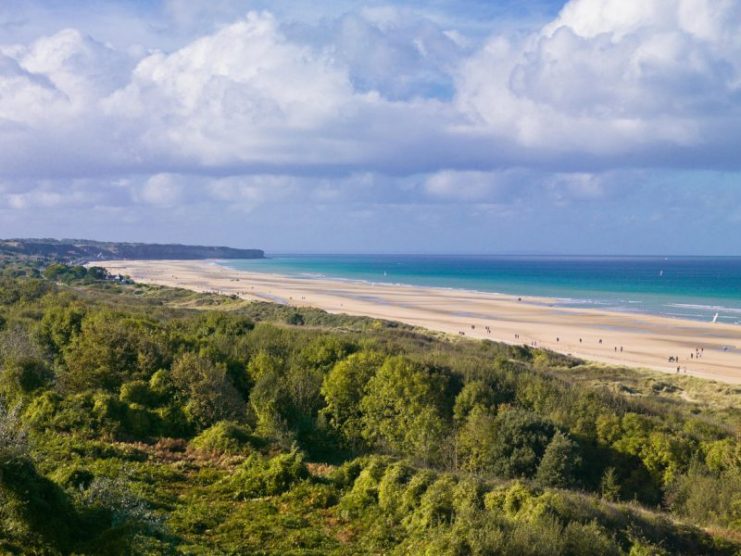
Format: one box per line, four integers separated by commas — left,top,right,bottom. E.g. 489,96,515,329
409,475,457,530
119,380,157,407
190,421,254,455
50,464,95,491
0,357,53,399
171,353,245,431
123,403,159,438
228,449,309,499
338,456,390,518
156,404,193,438
0,457,78,553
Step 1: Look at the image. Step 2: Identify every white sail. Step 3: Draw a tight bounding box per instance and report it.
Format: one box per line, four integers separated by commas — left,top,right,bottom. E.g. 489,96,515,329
713,312,719,323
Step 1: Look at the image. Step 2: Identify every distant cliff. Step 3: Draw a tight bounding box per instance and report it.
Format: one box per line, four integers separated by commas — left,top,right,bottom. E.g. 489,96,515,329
0,238,264,262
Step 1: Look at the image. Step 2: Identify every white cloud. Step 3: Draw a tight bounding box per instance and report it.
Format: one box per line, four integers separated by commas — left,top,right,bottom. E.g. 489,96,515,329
0,1,739,187
138,173,183,206
103,12,356,167
455,0,741,162
425,170,513,201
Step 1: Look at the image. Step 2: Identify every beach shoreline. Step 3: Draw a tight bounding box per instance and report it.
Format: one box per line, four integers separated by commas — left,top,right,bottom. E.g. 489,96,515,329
99,259,741,384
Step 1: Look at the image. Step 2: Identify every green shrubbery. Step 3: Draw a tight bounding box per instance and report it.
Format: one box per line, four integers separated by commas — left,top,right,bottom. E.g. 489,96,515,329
226,449,309,499
190,420,254,455
0,270,738,554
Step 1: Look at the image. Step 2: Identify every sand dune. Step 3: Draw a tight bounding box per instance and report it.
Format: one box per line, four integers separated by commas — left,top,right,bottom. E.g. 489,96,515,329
101,260,741,384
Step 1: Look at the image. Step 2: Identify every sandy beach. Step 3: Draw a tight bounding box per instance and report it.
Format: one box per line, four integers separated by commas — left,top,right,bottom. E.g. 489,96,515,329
100,259,741,384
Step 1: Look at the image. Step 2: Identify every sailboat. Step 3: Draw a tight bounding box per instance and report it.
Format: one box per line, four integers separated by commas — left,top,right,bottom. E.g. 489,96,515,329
712,312,719,324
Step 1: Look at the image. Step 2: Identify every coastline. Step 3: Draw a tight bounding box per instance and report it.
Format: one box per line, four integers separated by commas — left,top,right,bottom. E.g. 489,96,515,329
100,259,741,384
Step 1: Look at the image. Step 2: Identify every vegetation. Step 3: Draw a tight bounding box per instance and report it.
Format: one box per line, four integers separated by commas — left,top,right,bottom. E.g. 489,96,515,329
0,238,263,262
0,261,739,554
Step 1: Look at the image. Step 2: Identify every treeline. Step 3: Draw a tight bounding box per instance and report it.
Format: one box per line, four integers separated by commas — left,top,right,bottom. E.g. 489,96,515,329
0,238,264,262
0,269,739,554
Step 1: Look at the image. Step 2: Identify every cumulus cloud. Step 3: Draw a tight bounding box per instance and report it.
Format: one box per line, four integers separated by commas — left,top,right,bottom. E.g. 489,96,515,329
455,0,741,166
0,0,740,255
425,170,514,201
137,174,183,206
1,1,739,184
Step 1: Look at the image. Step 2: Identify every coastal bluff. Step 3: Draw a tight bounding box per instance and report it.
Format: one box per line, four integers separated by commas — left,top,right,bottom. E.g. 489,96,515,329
0,238,264,262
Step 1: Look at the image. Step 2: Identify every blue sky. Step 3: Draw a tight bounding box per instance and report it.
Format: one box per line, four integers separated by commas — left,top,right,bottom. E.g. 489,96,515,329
0,0,739,254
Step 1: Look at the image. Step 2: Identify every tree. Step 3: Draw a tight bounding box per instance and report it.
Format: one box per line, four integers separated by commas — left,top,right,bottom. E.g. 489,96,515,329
360,356,449,463
37,303,86,358
535,431,582,488
458,407,555,478
600,467,621,502
170,353,244,430
452,381,498,425
61,311,171,392
0,357,53,400
457,405,499,474
321,351,383,448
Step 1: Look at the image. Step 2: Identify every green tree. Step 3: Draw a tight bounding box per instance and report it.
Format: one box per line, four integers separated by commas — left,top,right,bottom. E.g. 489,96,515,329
600,467,621,502
457,405,499,474
0,357,53,400
458,407,555,478
37,303,86,358
171,353,244,430
321,351,383,448
61,311,171,392
535,431,582,488
452,380,498,425
360,356,449,463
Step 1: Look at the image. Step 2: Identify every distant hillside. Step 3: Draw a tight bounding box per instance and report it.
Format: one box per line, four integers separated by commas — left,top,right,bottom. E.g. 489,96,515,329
0,238,264,262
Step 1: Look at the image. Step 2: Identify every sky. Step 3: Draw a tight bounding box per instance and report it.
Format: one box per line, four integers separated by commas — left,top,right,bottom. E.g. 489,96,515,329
0,0,740,255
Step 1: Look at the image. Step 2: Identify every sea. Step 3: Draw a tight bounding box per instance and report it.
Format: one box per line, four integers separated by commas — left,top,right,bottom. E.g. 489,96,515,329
220,255,741,324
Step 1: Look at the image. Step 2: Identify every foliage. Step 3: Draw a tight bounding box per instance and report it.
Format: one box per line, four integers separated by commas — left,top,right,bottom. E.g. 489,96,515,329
360,356,450,463
0,269,737,554
190,420,255,455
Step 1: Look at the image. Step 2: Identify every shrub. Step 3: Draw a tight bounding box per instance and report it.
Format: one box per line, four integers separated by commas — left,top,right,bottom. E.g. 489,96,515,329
228,449,309,499
338,456,390,518
123,403,159,438
0,456,78,552
453,380,499,424
172,353,245,431
119,380,157,407
0,357,53,399
378,461,416,515
156,404,193,438
190,421,254,455
23,391,62,429
50,465,95,491
562,520,621,556
409,475,457,530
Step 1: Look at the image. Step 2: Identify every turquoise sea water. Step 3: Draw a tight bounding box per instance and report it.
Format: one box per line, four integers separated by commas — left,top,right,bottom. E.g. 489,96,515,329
221,255,741,324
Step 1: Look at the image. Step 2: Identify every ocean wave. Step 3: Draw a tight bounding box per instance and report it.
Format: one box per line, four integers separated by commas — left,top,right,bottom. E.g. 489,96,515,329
668,303,741,315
